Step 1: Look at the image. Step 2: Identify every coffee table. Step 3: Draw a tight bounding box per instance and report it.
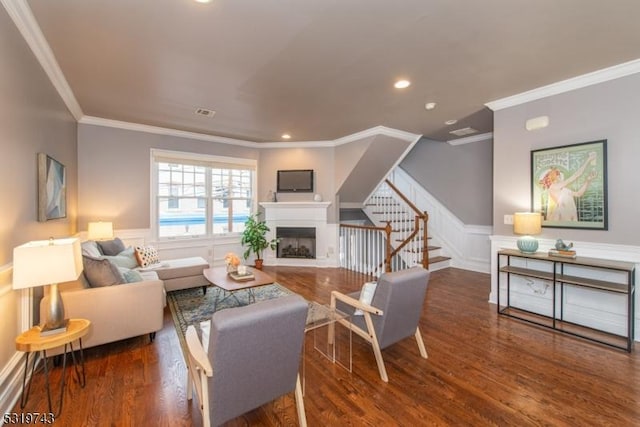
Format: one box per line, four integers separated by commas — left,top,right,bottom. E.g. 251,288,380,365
203,266,275,309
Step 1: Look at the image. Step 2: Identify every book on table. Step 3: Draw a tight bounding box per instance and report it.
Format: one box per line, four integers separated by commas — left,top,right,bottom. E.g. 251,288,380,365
548,249,577,259
228,271,255,281
39,319,70,336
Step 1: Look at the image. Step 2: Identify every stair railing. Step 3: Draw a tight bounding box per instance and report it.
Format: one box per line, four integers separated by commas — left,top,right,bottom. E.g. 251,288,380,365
339,222,392,277
383,179,429,268
339,179,429,275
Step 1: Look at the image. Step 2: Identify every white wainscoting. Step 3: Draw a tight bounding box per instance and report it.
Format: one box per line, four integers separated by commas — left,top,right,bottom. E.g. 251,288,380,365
490,235,640,341
0,263,30,418
388,167,492,273
107,228,249,268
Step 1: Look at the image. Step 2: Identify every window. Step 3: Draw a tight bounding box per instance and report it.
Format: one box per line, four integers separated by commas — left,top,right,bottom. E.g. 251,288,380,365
152,150,256,239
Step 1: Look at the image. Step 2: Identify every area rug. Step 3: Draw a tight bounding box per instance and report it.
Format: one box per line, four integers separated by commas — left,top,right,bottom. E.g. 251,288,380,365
167,283,294,357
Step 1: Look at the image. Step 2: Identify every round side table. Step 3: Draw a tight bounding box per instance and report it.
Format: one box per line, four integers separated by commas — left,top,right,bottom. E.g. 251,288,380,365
15,318,91,416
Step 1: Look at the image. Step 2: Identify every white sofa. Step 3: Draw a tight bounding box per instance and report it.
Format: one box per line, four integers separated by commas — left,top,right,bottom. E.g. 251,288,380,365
40,239,209,353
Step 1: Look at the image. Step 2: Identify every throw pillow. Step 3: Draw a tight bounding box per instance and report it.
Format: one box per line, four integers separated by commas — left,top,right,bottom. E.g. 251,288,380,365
117,267,144,283
81,240,102,258
102,247,138,269
97,237,126,256
354,281,377,315
134,245,160,268
83,255,125,288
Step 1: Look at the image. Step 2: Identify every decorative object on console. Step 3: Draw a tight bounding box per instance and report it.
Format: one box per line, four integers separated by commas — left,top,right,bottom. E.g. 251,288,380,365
513,212,542,254
554,239,573,251
241,213,279,270
13,238,83,334
314,193,322,202
37,153,67,222
87,221,114,240
549,240,577,258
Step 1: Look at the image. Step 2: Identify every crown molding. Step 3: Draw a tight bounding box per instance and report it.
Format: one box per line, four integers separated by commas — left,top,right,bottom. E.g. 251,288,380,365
447,132,493,146
1,0,83,120
485,58,640,111
333,126,422,146
79,116,262,147
79,116,420,149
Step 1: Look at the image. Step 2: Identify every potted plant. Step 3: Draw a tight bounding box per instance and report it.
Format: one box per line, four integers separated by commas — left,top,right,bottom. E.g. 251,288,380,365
240,213,278,269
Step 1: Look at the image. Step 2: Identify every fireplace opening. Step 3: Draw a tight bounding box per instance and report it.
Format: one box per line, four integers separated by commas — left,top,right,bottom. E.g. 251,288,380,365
276,227,316,259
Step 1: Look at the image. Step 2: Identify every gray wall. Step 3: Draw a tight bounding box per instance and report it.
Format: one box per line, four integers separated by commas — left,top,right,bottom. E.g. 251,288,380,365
77,124,260,231
493,73,640,244
337,134,415,204
0,5,77,384
400,137,493,225
256,146,337,221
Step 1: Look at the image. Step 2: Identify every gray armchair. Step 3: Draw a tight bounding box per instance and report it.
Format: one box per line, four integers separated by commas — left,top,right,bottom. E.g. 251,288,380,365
185,294,309,427
331,267,430,382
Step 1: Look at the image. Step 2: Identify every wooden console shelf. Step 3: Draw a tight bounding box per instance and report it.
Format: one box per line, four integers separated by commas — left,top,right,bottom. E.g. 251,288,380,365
497,249,636,352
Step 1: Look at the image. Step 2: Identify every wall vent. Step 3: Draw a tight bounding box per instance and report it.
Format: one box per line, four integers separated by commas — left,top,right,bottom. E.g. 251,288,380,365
449,127,477,137
195,107,216,117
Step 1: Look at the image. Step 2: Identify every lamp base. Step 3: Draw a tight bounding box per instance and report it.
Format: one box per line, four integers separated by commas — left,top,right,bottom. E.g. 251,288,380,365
517,236,539,254
42,283,67,332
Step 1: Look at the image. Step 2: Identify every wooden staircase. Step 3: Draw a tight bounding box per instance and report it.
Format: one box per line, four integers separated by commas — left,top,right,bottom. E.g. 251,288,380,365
339,179,450,277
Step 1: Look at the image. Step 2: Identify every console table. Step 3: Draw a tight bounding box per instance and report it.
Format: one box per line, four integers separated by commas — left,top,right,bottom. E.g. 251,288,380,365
497,249,636,352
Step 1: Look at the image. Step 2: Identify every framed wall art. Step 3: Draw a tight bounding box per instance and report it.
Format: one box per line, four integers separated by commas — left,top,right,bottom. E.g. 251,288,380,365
38,153,67,221
531,140,607,230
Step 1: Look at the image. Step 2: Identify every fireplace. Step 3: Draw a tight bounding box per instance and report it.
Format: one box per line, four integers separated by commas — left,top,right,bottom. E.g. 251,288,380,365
276,227,316,259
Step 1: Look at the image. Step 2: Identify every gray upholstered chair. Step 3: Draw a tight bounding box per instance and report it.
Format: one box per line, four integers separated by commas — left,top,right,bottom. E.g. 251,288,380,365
185,294,309,427
331,266,430,382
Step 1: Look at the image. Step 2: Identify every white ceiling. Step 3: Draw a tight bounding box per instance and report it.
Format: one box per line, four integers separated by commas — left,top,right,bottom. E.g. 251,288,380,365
12,0,640,142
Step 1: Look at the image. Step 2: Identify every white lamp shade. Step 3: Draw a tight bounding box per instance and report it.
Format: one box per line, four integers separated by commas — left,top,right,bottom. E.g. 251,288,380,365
12,238,83,290
87,221,114,240
513,212,542,236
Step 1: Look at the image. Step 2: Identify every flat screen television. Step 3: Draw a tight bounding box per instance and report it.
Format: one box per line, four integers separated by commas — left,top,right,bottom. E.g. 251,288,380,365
277,169,314,192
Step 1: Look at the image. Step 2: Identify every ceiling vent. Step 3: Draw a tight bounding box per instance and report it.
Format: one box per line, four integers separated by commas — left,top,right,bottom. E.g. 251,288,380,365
195,107,216,118
449,127,477,137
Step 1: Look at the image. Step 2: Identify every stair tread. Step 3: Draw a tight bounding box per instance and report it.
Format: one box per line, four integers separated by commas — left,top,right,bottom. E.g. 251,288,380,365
429,255,451,264
404,246,440,253
395,236,431,242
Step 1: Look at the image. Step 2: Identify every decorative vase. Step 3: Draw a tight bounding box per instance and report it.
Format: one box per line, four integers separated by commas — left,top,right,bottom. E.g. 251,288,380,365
254,259,264,270
226,264,238,274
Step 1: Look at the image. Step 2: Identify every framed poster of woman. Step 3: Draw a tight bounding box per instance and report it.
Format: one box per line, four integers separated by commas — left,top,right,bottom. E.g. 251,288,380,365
531,140,607,230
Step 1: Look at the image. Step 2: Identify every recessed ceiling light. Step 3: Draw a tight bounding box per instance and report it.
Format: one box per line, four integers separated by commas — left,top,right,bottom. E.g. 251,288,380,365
281,134,291,140
194,0,212,3
444,119,458,126
394,79,411,89
425,102,436,110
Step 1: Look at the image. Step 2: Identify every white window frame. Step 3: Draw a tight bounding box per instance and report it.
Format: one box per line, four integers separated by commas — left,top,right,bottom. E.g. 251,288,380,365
151,149,257,240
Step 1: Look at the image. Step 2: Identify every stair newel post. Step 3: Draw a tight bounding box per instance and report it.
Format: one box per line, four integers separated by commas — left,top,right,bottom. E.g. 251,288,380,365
422,211,429,269
384,221,392,273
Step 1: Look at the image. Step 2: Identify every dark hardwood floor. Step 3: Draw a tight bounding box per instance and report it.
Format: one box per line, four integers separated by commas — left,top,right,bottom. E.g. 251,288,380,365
11,267,640,426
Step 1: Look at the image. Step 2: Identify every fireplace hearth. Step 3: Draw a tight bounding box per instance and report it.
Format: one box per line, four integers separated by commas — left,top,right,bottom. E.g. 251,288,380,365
276,227,316,259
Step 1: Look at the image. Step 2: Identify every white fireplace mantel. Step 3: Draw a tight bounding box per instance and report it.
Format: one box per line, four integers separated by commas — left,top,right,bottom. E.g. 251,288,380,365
260,202,331,221
259,201,336,267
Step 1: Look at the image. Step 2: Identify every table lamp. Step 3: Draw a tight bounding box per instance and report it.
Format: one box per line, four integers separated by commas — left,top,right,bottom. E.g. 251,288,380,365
513,212,542,254
87,221,113,240
13,238,83,334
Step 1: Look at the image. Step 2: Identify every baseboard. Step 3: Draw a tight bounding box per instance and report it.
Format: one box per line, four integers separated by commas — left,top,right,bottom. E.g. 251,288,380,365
0,351,27,418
